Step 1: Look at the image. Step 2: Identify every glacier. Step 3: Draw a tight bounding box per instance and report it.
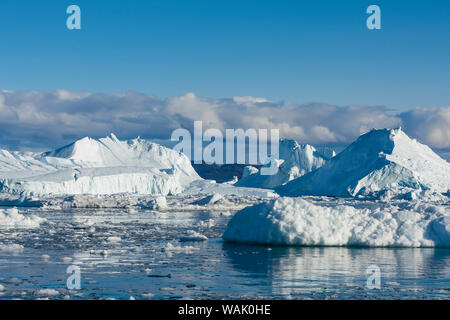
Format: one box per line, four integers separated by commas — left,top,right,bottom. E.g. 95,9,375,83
0,134,200,196
277,128,450,199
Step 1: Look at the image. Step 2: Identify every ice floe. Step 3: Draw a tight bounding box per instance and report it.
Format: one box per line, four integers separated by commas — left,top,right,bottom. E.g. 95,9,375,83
35,289,59,297
0,243,24,254
163,243,200,257
0,208,46,229
180,230,208,242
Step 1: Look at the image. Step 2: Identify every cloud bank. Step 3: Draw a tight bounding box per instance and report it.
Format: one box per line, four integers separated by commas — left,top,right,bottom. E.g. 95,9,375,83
0,90,449,155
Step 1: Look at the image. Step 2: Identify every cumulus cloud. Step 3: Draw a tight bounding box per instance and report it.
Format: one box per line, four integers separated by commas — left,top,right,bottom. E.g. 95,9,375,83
0,89,448,155
399,107,450,149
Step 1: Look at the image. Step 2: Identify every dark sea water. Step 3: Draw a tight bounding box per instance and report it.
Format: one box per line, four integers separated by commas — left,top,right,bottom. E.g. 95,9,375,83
0,208,449,300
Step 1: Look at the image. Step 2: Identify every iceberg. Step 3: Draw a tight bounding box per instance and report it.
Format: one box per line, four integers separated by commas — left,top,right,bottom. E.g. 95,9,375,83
222,197,450,247
236,139,334,189
0,134,200,196
277,129,450,199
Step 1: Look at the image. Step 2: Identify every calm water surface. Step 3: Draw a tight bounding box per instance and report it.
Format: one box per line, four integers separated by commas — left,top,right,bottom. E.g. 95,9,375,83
0,208,449,299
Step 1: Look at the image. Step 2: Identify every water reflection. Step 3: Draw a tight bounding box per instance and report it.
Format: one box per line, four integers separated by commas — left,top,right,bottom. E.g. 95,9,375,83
222,243,450,298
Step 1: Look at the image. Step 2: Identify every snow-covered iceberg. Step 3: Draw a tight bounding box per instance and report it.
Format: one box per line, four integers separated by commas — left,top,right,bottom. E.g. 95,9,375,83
223,197,450,247
236,139,334,189
0,134,200,196
277,129,450,199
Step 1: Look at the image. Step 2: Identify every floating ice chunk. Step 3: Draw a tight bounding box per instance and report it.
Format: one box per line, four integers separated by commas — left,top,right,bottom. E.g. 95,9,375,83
242,166,259,179
41,254,50,262
192,193,224,205
2,278,22,285
0,243,24,254
61,257,73,263
223,176,238,185
0,208,45,229
183,179,278,198
145,196,168,210
107,236,121,243
141,293,154,299
198,219,215,228
144,268,152,275
36,289,59,297
180,230,208,242
0,285,4,291
223,197,450,247
163,243,199,257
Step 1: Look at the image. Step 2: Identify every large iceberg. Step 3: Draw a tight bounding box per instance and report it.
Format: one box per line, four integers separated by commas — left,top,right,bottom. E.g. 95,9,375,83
236,139,335,189
0,134,200,196
223,197,450,247
277,129,450,199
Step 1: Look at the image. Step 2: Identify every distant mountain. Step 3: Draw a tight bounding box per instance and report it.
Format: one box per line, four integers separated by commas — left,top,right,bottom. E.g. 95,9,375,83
236,139,335,189
191,162,258,183
277,128,450,199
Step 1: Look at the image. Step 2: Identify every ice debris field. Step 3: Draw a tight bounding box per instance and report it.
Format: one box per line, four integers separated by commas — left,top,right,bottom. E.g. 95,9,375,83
0,128,449,247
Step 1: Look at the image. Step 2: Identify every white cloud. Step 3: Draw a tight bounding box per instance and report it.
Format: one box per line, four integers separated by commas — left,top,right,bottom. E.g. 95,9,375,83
232,96,269,104
0,90,448,154
399,107,450,149
311,125,338,143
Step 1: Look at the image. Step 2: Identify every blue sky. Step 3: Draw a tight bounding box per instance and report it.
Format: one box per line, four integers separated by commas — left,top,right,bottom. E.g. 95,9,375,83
0,0,449,111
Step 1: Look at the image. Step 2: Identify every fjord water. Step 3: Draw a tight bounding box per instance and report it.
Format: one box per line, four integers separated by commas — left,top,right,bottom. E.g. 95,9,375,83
0,208,449,300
